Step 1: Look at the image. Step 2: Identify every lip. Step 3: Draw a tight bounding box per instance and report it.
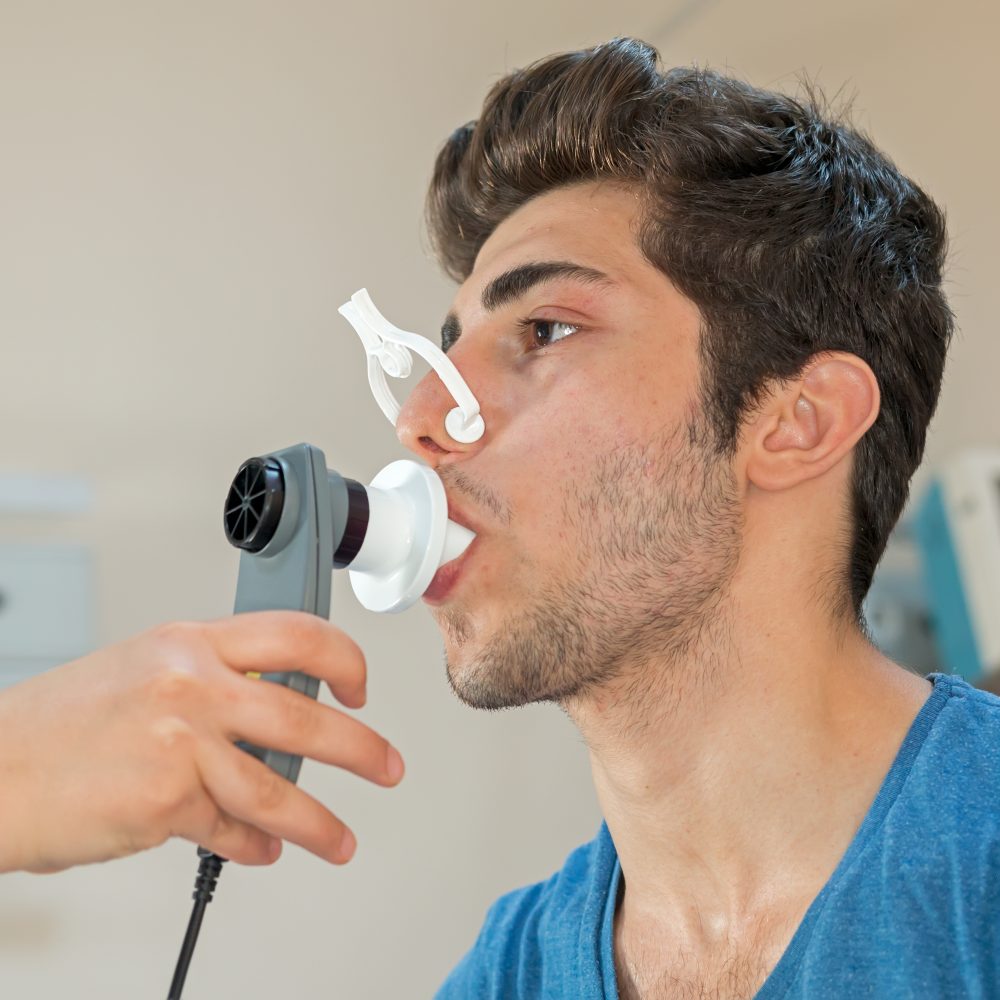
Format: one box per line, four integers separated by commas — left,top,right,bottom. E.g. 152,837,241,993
445,499,480,536
422,497,482,606
422,535,479,605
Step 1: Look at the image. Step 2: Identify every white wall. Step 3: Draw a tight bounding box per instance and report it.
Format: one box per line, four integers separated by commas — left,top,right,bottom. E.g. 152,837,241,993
0,1,994,996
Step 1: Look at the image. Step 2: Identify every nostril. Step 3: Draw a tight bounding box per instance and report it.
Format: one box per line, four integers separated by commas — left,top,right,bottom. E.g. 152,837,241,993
420,436,448,455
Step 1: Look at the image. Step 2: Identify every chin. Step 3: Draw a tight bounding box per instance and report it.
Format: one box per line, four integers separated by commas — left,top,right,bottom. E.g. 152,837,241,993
442,654,481,706
430,598,478,648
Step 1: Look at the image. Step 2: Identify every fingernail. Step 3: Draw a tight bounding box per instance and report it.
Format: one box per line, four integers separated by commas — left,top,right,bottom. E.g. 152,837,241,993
385,744,405,783
339,827,356,862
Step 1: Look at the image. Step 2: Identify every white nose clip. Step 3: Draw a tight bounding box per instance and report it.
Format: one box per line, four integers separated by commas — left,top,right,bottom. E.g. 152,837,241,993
338,289,485,444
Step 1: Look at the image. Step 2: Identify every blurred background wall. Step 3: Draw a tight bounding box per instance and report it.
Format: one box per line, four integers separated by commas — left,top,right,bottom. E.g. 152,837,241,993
0,0,995,995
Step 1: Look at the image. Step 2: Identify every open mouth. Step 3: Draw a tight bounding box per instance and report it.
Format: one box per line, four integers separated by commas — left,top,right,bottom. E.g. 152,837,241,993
422,536,479,604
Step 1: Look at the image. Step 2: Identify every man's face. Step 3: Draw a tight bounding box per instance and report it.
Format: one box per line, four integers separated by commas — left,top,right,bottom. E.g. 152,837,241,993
397,181,743,710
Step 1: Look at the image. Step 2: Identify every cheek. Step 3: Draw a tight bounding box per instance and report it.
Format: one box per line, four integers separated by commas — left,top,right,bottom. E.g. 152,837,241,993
509,382,607,473
513,360,626,440
497,397,614,553
489,356,687,546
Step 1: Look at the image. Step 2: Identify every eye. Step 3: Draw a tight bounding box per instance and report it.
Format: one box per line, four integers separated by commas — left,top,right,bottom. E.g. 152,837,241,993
521,318,580,349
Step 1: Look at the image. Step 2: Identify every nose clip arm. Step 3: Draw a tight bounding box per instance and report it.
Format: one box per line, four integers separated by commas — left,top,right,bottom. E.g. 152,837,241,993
338,289,485,444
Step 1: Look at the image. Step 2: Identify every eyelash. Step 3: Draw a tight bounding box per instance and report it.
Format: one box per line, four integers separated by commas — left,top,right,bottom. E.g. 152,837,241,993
440,317,581,355
515,317,581,351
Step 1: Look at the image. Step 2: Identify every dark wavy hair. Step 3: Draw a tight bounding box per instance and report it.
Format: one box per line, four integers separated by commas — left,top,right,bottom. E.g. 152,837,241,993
425,37,952,623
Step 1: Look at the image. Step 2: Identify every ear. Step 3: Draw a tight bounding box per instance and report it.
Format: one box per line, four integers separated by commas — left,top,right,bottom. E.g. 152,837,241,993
745,352,880,492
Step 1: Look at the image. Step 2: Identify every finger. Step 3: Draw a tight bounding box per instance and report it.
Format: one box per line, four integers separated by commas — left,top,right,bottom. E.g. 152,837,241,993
197,736,356,865
225,676,404,787
202,611,366,709
182,808,284,867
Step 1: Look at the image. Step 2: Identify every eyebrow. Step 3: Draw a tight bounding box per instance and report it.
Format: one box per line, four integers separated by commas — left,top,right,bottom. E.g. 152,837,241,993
440,260,614,351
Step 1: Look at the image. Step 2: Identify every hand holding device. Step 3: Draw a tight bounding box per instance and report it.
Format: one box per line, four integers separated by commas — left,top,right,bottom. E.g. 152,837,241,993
0,610,399,874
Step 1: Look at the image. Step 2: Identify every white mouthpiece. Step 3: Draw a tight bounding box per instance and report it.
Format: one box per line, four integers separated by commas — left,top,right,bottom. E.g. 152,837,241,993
441,519,476,566
347,460,477,613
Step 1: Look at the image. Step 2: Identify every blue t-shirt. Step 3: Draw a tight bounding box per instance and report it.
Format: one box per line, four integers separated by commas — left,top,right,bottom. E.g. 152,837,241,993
436,673,1000,999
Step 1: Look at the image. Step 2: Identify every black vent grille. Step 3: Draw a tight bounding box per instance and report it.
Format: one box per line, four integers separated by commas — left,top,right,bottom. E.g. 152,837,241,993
223,458,285,552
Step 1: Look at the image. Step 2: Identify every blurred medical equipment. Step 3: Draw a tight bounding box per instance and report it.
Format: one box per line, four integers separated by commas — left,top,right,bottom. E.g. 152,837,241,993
913,448,1000,682
866,447,1000,686
0,476,95,690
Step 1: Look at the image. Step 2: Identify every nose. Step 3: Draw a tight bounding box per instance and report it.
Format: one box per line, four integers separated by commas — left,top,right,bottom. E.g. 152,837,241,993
396,355,484,464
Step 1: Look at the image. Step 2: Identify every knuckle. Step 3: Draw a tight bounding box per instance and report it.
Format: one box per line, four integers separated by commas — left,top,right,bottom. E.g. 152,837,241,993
278,610,325,646
301,621,365,685
143,625,217,707
254,768,288,812
207,809,236,845
345,722,381,761
280,694,317,741
149,619,202,650
332,635,366,691
148,715,197,755
283,613,349,658
206,819,268,866
148,663,203,708
268,613,366,693
133,725,199,824
333,720,386,775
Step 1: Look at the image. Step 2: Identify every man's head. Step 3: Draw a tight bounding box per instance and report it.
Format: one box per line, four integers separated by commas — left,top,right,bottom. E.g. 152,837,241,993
398,38,951,710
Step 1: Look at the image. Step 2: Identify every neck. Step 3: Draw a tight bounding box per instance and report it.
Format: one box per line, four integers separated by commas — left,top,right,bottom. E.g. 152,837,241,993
562,579,930,948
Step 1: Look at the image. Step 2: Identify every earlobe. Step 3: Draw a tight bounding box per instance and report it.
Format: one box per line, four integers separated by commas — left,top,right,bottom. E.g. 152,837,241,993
747,353,880,493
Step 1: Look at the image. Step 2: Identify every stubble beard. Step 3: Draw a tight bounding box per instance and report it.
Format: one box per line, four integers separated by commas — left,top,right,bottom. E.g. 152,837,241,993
438,418,743,712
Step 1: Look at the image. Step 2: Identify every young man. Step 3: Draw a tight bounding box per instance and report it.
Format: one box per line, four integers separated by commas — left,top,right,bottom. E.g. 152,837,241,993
395,37,999,999
0,35,995,1000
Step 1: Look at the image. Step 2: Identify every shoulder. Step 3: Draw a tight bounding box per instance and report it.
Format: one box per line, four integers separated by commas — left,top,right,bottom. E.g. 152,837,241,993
918,674,1000,790
798,676,1000,991
882,675,1000,913
929,671,1000,722
434,826,615,1000
899,674,1000,835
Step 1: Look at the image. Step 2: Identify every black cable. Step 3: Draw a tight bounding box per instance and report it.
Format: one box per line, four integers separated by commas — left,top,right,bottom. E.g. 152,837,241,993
167,847,227,1000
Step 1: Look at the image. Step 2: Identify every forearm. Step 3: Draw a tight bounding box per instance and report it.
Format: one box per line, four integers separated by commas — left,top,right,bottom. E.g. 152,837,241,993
0,687,39,873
